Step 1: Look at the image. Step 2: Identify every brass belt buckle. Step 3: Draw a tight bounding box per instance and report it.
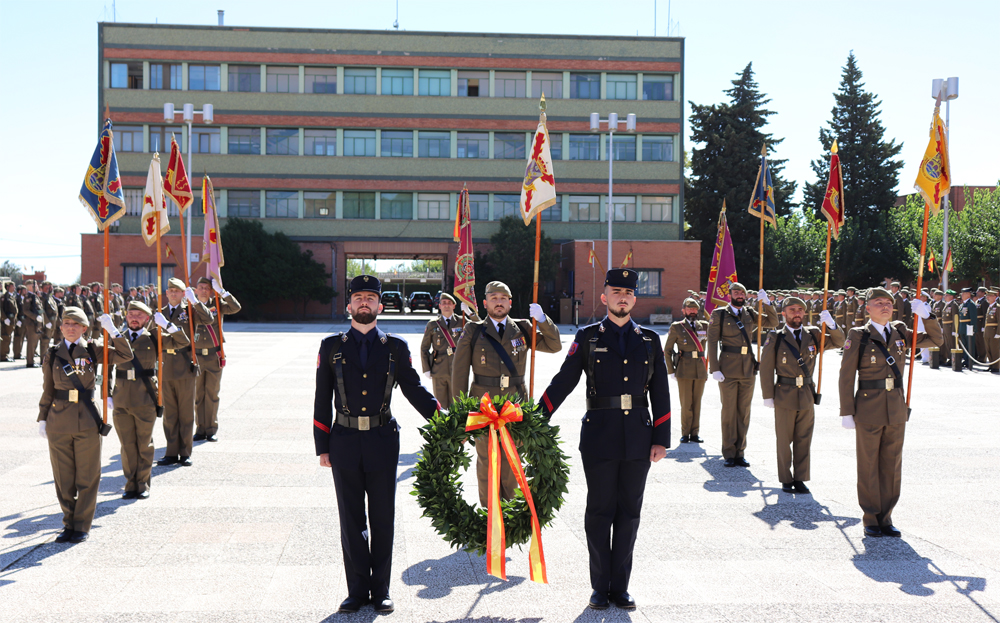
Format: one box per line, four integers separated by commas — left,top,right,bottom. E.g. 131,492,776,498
358,416,370,431
741,346,748,355
166,349,175,355
691,351,699,358
201,349,210,356
500,375,509,389
67,389,79,403
446,347,453,356
885,378,894,391
127,369,135,381
620,394,632,410
795,376,803,388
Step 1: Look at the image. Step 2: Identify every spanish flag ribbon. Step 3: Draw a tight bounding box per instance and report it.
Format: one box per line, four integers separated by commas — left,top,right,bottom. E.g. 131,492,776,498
465,393,548,584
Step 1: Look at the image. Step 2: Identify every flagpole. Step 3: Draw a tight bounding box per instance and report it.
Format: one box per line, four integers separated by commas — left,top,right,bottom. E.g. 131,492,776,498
817,221,832,394
907,199,932,407
756,147,766,359
530,212,541,399
177,204,199,369
102,226,110,424
155,210,164,407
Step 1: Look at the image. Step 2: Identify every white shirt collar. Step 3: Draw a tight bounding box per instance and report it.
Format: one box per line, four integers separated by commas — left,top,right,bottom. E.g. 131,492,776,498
869,319,888,338
64,338,81,350
728,304,743,316
491,317,507,334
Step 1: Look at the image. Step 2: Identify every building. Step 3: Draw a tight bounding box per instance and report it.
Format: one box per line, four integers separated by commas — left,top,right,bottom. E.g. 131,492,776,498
85,21,699,320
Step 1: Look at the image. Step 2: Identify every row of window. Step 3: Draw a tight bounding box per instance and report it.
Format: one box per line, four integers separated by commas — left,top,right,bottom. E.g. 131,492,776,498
114,126,675,162
120,189,676,223
109,62,675,101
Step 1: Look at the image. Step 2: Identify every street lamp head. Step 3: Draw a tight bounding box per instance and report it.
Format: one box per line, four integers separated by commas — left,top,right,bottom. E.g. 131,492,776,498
163,103,175,122
608,112,619,129
590,113,600,131
182,103,194,122
932,77,959,100
625,113,636,132
202,104,214,124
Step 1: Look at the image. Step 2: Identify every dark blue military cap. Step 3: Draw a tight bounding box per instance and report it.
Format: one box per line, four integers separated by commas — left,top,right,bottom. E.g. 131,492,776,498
604,268,638,290
348,274,382,297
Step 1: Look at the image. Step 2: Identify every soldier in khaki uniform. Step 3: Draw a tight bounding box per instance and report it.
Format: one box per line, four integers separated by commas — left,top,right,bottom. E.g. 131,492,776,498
452,280,561,506
844,287,859,330
940,289,960,367
664,298,708,443
420,292,462,407
984,288,999,374
157,278,213,466
38,307,133,543
839,288,942,537
760,298,844,493
20,279,44,367
2,280,19,361
707,282,778,467
193,277,242,442
113,301,189,498
39,281,60,356
832,290,847,330
974,287,989,365
889,281,910,327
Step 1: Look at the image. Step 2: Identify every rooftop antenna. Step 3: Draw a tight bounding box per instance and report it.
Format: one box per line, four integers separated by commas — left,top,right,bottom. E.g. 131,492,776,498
393,0,399,29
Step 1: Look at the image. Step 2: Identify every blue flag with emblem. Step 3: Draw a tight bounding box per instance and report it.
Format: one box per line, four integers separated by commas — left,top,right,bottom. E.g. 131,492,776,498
747,148,776,227
79,119,127,230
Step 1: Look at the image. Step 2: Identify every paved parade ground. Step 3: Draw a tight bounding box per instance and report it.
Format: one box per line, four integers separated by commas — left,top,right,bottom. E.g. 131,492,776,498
1,321,997,623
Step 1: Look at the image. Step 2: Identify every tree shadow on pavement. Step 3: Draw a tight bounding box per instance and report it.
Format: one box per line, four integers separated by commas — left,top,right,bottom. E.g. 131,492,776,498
753,493,860,532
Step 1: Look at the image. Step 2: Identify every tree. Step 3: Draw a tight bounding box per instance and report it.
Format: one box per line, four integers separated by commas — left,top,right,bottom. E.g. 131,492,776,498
473,216,557,318
219,218,336,319
0,260,22,283
685,63,797,285
764,212,828,288
803,52,905,287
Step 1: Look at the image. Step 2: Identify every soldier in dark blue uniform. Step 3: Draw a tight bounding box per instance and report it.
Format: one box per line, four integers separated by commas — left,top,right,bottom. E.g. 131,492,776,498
313,275,441,614
539,269,672,611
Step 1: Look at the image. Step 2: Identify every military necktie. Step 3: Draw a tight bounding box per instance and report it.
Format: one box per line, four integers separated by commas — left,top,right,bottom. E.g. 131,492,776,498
496,322,505,336
131,331,138,342
359,337,370,369
884,327,890,343
794,329,802,346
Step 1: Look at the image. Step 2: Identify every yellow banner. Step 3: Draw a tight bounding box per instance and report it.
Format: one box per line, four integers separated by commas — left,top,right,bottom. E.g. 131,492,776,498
913,106,951,215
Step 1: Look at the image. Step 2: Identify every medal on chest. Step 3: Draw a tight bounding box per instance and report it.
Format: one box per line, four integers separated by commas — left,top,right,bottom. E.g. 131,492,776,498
481,353,487,366
871,353,877,364
782,354,787,364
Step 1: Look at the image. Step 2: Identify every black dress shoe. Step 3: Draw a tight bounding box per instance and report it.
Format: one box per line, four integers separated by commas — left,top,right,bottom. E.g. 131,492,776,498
881,525,902,537
122,491,138,500
679,435,690,443
689,435,704,443
781,483,794,493
864,526,882,537
157,455,179,466
793,481,811,494
179,456,193,466
338,596,368,613
206,434,218,442
192,433,207,442
136,490,150,500
736,457,750,467
588,590,610,610
69,531,89,543
54,528,74,543
373,596,394,613
611,591,636,610
723,458,737,467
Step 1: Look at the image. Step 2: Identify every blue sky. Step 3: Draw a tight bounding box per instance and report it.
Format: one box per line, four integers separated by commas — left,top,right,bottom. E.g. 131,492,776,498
1,0,998,282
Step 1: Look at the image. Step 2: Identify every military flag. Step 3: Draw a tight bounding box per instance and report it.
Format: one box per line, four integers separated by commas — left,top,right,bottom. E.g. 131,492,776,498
747,147,776,226
587,247,605,273
453,186,478,312
163,134,194,212
620,249,633,267
943,248,953,273
927,249,937,274
820,140,845,239
520,98,557,225
705,202,738,314
79,119,127,229
140,155,170,247
914,91,951,214
202,176,225,287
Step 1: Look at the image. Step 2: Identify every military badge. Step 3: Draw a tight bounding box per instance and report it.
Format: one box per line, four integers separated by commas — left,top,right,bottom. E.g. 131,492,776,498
844,338,852,350
568,342,579,356
764,334,772,346
511,337,525,349
895,339,905,350
316,352,321,369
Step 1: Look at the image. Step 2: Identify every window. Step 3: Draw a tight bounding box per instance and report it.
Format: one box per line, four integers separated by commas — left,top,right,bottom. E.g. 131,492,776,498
305,67,337,94
344,130,375,157
265,190,298,218
148,126,174,153
191,127,221,154
570,73,600,99
569,134,599,160
123,188,144,216
228,190,260,218
494,133,525,160
642,74,674,101
267,128,299,155
569,196,601,222
228,128,261,155
533,130,561,160
607,74,637,100
110,62,142,89
494,72,526,98
189,64,221,91
532,72,563,99
343,192,375,219
191,189,220,216
113,126,143,152
468,194,489,220
266,66,298,93
642,136,674,162
228,65,260,92
381,131,413,157
304,129,336,156
344,68,376,94
642,196,674,222
380,192,413,220
457,71,488,97
382,69,413,96
605,134,636,161
419,70,450,96
418,131,450,158
304,191,335,217
635,270,661,296
540,202,562,221
494,194,520,220
457,133,488,158
150,63,181,90
124,265,175,291
417,194,451,220
612,195,637,222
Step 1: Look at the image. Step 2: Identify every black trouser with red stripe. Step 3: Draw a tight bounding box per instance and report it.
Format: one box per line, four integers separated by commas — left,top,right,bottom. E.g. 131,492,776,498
331,464,397,600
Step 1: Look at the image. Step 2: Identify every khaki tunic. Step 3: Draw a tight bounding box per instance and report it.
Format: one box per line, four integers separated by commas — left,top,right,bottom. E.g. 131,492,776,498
984,302,999,371
940,300,960,362
160,300,213,458
419,314,462,408
664,319,708,437
194,293,241,436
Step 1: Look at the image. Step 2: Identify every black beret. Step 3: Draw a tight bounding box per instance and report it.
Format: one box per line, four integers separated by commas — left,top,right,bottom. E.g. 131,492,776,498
604,268,638,290
349,275,382,297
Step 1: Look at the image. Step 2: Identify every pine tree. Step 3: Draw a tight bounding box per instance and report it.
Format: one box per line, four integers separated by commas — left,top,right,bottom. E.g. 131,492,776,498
685,63,797,286
803,52,905,287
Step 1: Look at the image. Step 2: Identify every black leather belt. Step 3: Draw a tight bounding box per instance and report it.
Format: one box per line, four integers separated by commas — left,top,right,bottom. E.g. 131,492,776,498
336,411,391,430
586,394,649,410
682,350,704,359
777,375,810,387
721,345,750,355
196,346,221,356
858,378,900,391
165,346,191,356
54,388,94,403
474,373,525,389
116,368,155,379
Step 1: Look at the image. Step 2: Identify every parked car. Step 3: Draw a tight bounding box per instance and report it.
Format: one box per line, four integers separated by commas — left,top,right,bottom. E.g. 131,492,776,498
408,291,434,313
381,291,404,313
432,291,442,309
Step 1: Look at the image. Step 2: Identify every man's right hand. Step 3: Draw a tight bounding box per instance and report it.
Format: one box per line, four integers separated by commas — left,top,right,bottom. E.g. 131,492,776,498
319,453,332,467
712,371,725,382
424,371,432,379
842,415,856,430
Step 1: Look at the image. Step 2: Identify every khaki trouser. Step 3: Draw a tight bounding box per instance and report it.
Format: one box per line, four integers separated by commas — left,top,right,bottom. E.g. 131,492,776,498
988,333,999,372
23,319,40,364
113,405,157,493
162,377,196,457
676,378,705,437
13,322,25,358
195,358,223,436
941,323,955,364
0,323,12,359
431,374,454,409
719,376,755,459
856,421,905,528
774,406,814,484
476,435,519,507
47,429,102,532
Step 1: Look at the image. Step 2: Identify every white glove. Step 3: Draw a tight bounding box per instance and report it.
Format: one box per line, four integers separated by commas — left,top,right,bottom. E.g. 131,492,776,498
668,373,676,381
153,312,169,328
462,302,473,314
911,299,931,319
763,398,774,408
46,322,52,329
424,371,432,379
967,326,974,336
98,314,120,337
529,303,546,323
38,421,47,438
3,318,8,326
106,397,114,412
842,415,856,430
184,287,198,305
166,324,181,334
758,289,771,305
16,320,21,327
819,310,836,329
712,371,725,382
36,315,44,324
212,278,225,294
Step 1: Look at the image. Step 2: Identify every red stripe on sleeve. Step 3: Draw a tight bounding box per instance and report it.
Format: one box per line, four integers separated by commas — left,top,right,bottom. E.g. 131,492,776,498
542,392,554,413
314,419,331,433
654,412,671,427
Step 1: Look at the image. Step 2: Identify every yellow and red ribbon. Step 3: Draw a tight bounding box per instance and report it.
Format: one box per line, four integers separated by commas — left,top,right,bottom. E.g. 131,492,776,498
465,393,548,583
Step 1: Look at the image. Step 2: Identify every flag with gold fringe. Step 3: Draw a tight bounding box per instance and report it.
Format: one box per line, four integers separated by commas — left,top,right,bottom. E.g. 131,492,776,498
79,119,127,229
140,154,170,247
453,186,477,312
747,150,776,226
520,106,557,225
705,202,738,314
163,134,193,212
820,140,845,239
201,176,225,287
914,92,951,214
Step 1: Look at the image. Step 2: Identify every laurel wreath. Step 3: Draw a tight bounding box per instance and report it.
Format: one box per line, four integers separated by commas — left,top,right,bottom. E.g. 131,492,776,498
411,393,571,557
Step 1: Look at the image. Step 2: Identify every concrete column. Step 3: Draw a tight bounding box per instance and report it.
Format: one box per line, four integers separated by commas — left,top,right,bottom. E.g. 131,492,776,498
450,192,458,219
561,133,569,160
336,129,344,157
142,61,150,90
561,194,570,222
450,131,458,159
220,63,228,91
181,124,188,153
103,60,110,88
600,72,607,99
260,65,267,92
600,133,606,161
450,69,458,96
259,190,266,218
488,132,495,159
220,127,228,155
337,66,345,94
635,134,643,162
635,194,643,222
375,129,382,157
335,191,344,219
298,128,304,156
525,70,532,98
218,189,228,218
489,70,495,97
374,193,381,219
636,72,643,101
298,190,305,218
375,67,382,95
488,194,494,221
181,62,188,90
298,66,305,93
261,126,267,155
142,125,150,152
413,68,419,96
562,71,570,98
412,130,418,158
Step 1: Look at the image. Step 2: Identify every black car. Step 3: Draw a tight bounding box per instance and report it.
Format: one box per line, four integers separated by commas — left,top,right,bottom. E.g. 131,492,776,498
408,291,434,313
381,291,404,313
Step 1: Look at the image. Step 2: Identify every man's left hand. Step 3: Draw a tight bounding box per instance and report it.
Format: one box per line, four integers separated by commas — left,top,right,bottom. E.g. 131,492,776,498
529,303,546,323
650,444,667,463
758,289,771,305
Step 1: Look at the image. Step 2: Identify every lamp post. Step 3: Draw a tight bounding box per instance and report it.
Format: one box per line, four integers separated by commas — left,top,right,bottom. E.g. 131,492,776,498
163,102,213,279
591,111,636,270
931,77,957,290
